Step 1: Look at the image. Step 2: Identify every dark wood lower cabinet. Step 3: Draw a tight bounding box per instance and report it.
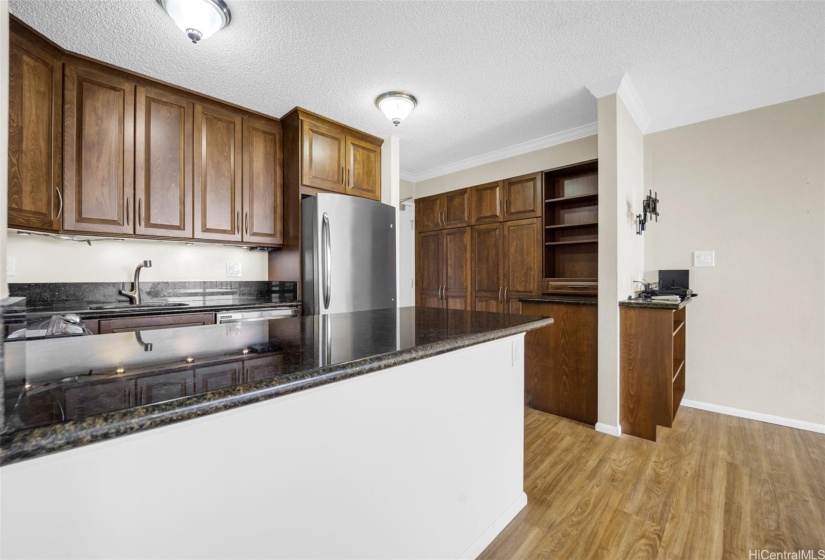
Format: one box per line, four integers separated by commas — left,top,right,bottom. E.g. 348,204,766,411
137,371,195,405
64,379,134,420
96,312,214,334
195,362,244,393
243,355,284,383
523,301,598,425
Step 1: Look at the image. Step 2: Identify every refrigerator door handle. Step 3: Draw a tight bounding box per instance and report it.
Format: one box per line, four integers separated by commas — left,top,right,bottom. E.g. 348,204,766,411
322,212,331,309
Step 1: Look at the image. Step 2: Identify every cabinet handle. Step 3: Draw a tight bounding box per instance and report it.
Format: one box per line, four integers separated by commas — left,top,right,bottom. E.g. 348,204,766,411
440,210,446,227
341,166,344,185
498,287,503,302
504,287,509,301
54,187,63,221
504,197,508,215
244,211,249,236
126,197,130,226
350,168,353,188
236,211,240,235
138,199,143,227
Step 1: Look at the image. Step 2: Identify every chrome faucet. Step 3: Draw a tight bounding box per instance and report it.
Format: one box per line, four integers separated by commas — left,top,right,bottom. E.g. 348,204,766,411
120,260,152,305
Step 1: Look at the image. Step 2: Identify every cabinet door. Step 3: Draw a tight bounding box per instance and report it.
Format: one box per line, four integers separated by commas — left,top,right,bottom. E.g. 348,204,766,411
242,117,284,245
301,117,345,193
416,230,443,308
243,355,284,384
471,182,502,224
64,379,134,420
98,312,215,334
504,218,541,306
135,86,193,238
63,63,135,234
472,224,504,312
8,27,62,232
443,189,470,228
416,195,443,232
137,370,195,405
502,172,542,220
195,362,244,393
443,227,471,310
194,103,242,242
346,135,381,201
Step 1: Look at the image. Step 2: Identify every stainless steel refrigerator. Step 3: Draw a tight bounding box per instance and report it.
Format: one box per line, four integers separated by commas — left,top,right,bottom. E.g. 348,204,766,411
302,193,397,315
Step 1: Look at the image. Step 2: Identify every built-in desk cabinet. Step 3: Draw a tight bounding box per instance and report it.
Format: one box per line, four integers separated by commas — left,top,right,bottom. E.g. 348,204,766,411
620,303,688,441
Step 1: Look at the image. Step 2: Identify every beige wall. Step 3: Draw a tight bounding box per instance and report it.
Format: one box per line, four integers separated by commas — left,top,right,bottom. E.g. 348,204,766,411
400,179,415,200
644,94,825,425
1,0,9,298
5,235,269,283
596,94,646,431
413,136,597,198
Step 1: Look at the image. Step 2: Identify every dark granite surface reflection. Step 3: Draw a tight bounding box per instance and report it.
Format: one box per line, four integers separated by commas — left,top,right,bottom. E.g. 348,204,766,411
619,297,693,310
1,307,552,465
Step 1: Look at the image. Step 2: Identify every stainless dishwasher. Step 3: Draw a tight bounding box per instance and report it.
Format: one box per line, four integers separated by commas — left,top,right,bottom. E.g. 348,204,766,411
215,307,299,324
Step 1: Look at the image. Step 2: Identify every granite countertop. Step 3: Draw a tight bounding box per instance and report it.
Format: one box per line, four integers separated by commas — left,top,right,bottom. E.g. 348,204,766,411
519,296,598,306
619,296,693,310
1,307,552,466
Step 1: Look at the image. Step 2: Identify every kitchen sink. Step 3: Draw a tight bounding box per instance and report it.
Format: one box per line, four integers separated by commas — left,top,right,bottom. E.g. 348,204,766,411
88,302,191,310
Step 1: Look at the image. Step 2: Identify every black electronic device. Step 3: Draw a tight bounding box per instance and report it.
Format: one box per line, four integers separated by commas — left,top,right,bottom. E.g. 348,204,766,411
658,270,690,295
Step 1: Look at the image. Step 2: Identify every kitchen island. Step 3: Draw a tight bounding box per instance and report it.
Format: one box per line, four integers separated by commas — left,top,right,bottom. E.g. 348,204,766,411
1,306,551,560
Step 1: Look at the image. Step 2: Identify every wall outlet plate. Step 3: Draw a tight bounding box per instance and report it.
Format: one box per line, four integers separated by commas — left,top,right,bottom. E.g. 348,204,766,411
226,262,242,277
693,250,715,267
6,257,16,277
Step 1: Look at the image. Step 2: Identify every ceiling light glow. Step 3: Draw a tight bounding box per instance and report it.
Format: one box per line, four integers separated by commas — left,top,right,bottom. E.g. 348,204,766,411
375,92,418,126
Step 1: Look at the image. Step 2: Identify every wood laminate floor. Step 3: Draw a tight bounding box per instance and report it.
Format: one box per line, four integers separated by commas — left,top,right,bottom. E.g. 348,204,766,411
479,407,825,560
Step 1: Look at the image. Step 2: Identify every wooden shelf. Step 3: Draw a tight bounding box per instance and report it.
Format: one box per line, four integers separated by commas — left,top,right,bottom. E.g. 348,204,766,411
673,321,685,336
544,193,598,204
545,222,598,231
544,240,598,247
673,359,685,382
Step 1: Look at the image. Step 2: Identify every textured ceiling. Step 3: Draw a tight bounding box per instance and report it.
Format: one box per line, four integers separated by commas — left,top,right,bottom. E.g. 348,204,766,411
10,1,825,179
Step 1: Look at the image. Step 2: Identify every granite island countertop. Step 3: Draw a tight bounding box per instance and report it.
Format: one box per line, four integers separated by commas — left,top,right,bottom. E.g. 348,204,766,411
619,296,693,310
1,307,553,465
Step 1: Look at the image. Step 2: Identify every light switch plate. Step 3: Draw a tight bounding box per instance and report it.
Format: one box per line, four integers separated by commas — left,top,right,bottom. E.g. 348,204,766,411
693,250,715,267
226,262,242,277
6,257,16,277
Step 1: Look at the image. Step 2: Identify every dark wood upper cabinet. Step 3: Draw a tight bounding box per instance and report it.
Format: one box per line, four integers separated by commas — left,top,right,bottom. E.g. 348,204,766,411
242,116,284,245
135,86,193,238
470,182,502,225
7,22,62,232
414,189,469,233
416,195,443,232
193,103,243,242
346,135,381,201
502,173,542,220
62,62,135,235
301,116,346,193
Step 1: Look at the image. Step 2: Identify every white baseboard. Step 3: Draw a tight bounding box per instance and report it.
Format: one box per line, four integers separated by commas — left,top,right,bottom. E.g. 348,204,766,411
595,422,622,437
681,399,825,434
459,491,528,559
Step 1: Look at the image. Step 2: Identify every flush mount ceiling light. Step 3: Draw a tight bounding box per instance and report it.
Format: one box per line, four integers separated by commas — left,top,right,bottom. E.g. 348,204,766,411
375,92,418,126
158,0,231,44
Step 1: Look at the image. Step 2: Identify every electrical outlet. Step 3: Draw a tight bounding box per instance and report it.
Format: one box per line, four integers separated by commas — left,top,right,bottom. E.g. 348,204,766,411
693,250,715,267
226,262,242,277
6,257,16,277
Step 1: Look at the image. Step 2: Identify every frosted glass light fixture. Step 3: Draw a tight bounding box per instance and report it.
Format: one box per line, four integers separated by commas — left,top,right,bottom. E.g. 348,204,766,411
375,92,418,126
158,0,231,44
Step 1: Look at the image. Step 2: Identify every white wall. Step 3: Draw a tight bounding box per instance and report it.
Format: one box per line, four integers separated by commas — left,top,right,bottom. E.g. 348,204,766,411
644,94,825,426
5,234,268,283
1,0,9,298
2,335,527,560
400,179,415,200
414,136,597,198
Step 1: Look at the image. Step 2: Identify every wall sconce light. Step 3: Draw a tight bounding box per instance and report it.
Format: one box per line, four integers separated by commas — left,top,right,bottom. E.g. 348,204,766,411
157,0,231,44
636,190,660,235
375,92,418,126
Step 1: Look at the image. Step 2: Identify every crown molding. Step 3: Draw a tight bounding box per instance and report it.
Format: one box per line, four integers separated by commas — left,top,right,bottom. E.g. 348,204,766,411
645,78,825,134
587,72,651,133
399,122,597,184
586,73,626,99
